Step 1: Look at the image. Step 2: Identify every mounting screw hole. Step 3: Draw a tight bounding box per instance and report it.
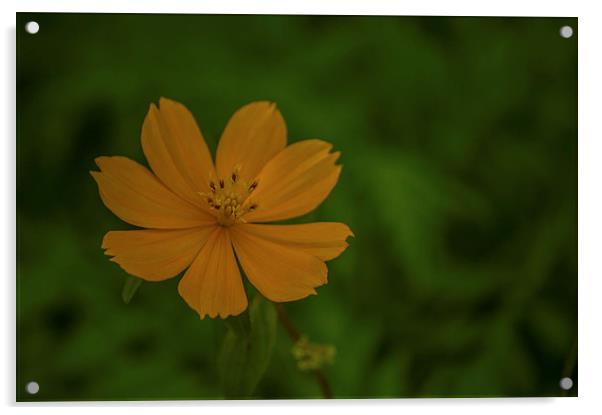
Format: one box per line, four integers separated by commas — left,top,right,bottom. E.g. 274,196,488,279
559,377,573,390
25,381,39,395
559,25,573,39
25,21,39,34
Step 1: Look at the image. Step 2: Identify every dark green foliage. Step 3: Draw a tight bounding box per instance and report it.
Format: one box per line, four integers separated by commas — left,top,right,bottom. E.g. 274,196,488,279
218,297,277,398
122,276,143,304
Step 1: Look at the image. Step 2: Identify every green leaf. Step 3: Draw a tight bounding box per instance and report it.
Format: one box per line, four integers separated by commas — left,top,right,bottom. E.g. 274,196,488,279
217,296,277,398
121,275,143,304
224,309,251,338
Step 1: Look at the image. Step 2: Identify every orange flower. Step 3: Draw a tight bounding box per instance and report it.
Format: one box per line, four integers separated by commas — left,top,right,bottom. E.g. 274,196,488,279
91,98,353,318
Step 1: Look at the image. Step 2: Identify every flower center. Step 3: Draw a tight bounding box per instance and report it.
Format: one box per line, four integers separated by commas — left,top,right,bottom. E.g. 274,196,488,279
201,166,258,226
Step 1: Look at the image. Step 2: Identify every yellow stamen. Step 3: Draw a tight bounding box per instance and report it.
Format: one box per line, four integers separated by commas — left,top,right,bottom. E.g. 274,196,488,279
200,168,259,226
292,336,336,371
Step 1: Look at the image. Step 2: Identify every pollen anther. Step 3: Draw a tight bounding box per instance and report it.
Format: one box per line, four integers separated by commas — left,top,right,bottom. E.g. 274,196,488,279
203,168,258,226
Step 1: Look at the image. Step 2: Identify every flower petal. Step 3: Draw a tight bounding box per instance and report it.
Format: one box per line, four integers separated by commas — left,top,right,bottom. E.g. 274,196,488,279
243,139,341,222
235,222,353,261
141,98,216,207
91,156,214,229
215,101,287,181
178,228,248,319
102,226,215,281
230,225,327,303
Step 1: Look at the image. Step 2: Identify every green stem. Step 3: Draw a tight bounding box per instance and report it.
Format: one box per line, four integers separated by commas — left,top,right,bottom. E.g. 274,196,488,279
274,303,333,399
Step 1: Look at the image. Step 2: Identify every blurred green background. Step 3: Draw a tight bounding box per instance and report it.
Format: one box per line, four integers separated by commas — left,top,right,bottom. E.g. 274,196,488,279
16,13,577,400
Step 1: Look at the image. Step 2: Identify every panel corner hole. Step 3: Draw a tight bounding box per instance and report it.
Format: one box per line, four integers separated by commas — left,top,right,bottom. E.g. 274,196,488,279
25,21,40,35
25,381,39,395
559,25,573,38
559,377,573,390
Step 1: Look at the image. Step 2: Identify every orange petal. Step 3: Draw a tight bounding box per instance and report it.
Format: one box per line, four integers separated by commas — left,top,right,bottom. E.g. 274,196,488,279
243,139,341,222
230,225,327,303
102,226,215,281
91,156,214,229
235,222,353,261
141,98,216,207
215,101,287,181
178,228,248,319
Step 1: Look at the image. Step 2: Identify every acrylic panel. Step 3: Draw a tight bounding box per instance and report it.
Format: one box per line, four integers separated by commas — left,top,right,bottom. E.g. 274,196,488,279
16,13,578,401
